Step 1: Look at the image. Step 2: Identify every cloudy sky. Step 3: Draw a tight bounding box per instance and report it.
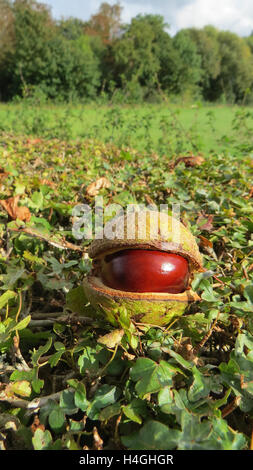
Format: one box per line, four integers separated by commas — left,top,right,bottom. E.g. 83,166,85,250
39,0,253,36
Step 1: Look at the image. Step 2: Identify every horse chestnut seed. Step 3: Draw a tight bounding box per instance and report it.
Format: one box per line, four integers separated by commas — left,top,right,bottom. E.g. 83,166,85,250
101,249,189,294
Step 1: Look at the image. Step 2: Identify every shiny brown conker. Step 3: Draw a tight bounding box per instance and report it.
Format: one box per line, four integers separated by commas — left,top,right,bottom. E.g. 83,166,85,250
100,249,189,294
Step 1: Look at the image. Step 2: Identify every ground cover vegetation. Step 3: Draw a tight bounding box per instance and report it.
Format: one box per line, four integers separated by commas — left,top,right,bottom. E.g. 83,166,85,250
0,0,253,453
0,104,252,450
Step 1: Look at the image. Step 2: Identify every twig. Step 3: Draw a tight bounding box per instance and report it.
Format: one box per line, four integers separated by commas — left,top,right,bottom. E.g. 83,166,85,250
12,335,30,371
31,311,64,319
29,316,93,328
193,312,220,356
221,396,241,418
9,226,85,252
0,388,74,415
29,319,56,327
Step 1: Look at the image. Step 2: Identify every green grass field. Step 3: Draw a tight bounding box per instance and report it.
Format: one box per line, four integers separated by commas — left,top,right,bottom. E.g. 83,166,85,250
0,102,252,155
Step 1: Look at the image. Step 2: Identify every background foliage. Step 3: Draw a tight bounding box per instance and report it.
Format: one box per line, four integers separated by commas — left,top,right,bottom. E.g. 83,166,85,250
1,0,253,103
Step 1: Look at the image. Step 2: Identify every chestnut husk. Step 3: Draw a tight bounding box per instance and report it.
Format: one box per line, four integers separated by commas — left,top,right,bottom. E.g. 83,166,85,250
83,211,203,327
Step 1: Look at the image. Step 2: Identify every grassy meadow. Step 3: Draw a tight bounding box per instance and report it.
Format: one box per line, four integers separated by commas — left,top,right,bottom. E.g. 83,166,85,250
0,101,253,451
0,101,252,155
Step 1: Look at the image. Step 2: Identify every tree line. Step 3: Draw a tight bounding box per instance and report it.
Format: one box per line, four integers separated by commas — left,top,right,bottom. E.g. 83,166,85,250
1,0,253,103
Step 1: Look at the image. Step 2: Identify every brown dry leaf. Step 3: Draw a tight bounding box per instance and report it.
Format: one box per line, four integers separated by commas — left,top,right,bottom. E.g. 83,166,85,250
39,178,56,188
198,235,213,248
26,138,42,145
199,235,218,260
32,157,45,169
181,155,204,167
93,427,103,450
196,214,214,232
30,415,45,434
0,195,31,222
0,168,9,181
98,329,125,349
172,155,205,169
245,186,253,199
144,193,156,206
86,177,110,197
122,351,136,361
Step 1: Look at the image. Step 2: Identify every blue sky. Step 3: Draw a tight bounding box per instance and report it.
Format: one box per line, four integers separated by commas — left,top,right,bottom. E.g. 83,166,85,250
39,0,253,36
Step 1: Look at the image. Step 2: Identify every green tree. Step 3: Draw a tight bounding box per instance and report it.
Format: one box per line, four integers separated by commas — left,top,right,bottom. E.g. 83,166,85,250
186,26,221,100
216,31,253,102
0,0,101,100
2,0,55,98
0,0,15,99
0,0,15,63
171,29,202,96
111,14,168,99
58,17,86,40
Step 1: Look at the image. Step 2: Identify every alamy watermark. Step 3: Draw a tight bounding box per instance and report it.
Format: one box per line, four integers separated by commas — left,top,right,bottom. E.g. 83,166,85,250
72,197,182,245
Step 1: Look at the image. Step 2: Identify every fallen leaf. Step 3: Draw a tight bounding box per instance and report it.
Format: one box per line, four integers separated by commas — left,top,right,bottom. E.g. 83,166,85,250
30,415,45,435
196,214,214,232
39,178,56,188
26,138,42,145
245,186,253,199
0,167,9,181
199,235,218,260
0,195,31,222
144,194,156,206
172,155,205,169
93,427,103,450
198,235,213,248
86,177,110,197
182,155,204,167
98,329,125,348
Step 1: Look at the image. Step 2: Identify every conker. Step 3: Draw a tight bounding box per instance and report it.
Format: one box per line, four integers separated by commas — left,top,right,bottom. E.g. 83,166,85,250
101,249,189,294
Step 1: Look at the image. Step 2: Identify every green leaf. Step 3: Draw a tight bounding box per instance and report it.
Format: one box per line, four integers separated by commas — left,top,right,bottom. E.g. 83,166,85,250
66,286,89,315
73,382,89,412
30,191,44,210
99,402,121,421
59,389,78,415
78,346,100,375
166,348,193,370
48,407,65,433
31,337,52,365
32,429,53,450
243,284,253,304
0,266,26,289
87,385,120,420
130,358,176,398
48,341,65,367
32,378,44,394
122,398,147,424
122,420,180,450
0,290,17,309
177,412,212,450
14,315,31,331
209,417,247,450
201,280,220,302
188,366,210,402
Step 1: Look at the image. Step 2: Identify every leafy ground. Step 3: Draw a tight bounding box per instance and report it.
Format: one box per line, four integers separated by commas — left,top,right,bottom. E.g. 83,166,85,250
0,104,253,450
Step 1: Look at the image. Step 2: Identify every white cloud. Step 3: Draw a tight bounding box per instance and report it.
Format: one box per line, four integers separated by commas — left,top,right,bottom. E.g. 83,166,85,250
171,0,253,36
40,0,253,36
118,1,156,24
